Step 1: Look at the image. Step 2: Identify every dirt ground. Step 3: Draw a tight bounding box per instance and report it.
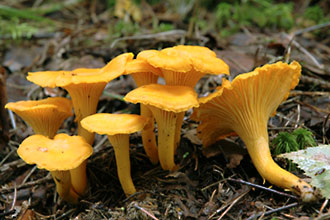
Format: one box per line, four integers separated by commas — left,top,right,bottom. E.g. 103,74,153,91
0,1,329,219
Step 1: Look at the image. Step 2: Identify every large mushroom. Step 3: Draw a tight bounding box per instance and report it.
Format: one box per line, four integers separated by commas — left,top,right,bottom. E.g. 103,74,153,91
26,53,133,196
137,45,230,150
5,97,73,138
124,84,199,171
124,59,162,164
81,113,149,196
18,133,93,203
192,61,317,202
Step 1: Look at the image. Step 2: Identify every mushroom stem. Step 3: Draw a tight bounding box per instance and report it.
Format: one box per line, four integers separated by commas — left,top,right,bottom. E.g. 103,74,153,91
174,112,185,154
51,171,78,204
140,104,158,164
149,106,177,171
107,134,136,196
69,161,87,197
243,130,316,202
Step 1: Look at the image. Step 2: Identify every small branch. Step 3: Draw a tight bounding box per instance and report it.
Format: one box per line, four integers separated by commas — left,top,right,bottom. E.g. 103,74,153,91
133,202,159,220
294,22,330,36
110,30,187,48
227,178,298,200
0,174,52,194
246,202,298,220
300,75,330,90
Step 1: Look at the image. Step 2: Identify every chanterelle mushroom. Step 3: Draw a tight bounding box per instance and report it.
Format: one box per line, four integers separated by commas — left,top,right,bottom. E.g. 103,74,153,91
5,97,73,138
27,53,133,196
193,61,317,202
81,113,149,196
18,133,93,203
124,84,199,171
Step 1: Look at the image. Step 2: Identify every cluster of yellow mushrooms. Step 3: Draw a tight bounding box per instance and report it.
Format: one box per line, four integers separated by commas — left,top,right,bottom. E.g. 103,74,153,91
5,45,317,204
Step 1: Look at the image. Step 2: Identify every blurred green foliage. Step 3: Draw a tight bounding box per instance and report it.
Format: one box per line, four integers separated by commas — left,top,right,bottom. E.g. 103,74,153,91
1,0,329,40
215,0,294,37
0,17,39,40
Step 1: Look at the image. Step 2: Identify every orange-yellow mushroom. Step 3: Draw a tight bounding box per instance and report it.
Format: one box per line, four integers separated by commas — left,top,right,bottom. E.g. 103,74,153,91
81,113,149,196
193,61,317,202
18,133,93,203
124,59,162,164
124,84,199,171
27,53,133,196
137,45,230,151
5,97,73,138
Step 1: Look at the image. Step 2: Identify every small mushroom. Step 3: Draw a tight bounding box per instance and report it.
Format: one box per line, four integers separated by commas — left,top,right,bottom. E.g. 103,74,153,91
18,133,93,203
81,113,149,195
193,61,317,202
27,53,134,195
124,84,199,171
124,59,162,164
5,97,73,138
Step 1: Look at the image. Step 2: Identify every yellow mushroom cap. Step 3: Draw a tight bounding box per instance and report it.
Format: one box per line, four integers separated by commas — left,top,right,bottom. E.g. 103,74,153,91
137,49,192,72
194,61,301,147
18,133,93,171
81,113,149,135
161,46,229,75
169,45,217,57
27,53,134,88
125,59,162,76
124,84,199,113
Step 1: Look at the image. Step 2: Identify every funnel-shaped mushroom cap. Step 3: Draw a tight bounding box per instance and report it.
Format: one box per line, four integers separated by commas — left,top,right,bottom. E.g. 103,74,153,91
169,45,217,57
18,133,93,171
124,84,199,113
27,53,134,88
137,49,192,72
161,45,228,75
5,97,73,138
195,61,301,146
81,113,150,135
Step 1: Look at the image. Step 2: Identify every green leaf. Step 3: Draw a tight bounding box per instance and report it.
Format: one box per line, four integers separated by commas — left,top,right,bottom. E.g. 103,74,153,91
280,145,330,199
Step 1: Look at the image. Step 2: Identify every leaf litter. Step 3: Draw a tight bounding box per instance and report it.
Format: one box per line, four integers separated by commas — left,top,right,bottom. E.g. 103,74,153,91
0,0,330,219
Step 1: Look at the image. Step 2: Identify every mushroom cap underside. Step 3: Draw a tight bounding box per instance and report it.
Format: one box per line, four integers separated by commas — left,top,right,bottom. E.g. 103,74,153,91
194,61,301,146
5,97,73,116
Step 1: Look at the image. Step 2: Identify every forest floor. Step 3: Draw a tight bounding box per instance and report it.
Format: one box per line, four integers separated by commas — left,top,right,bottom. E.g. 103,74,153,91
0,1,329,219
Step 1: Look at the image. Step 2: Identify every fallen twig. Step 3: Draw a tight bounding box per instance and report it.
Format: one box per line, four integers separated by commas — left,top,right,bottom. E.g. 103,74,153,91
227,178,298,200
110,30,186,48
290,91,330,97
246,202,298,220
0,174,52,194
133,202,159,220
300,75,330,90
